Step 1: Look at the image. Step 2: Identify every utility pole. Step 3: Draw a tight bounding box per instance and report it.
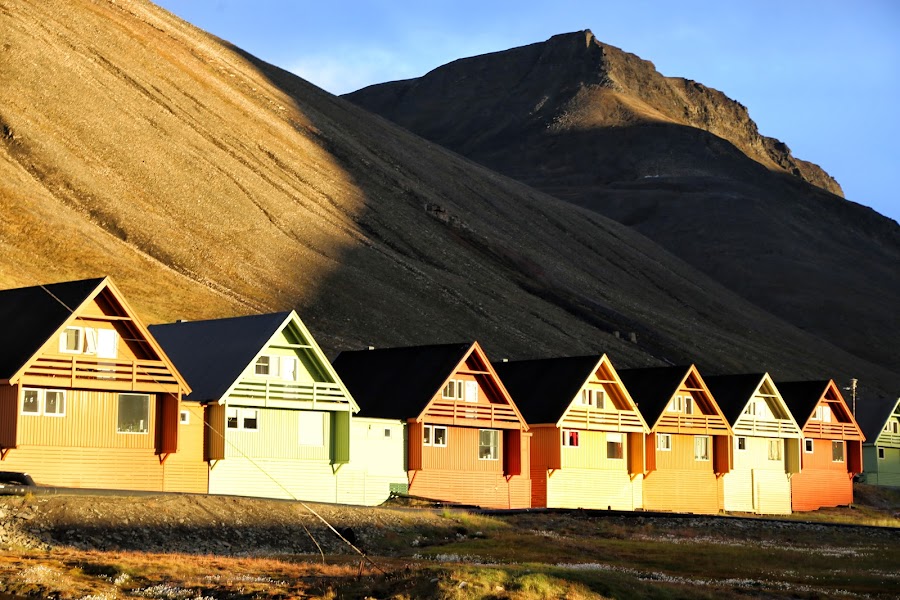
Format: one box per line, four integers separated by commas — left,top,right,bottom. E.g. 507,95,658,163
850,378,858,417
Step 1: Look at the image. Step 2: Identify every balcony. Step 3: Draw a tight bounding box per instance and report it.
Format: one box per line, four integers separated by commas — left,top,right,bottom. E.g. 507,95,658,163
560,407,646,432
425,400,521,429
735,418,801,437
23,356,181,393
229,379,348,409
657,413,730,435
804,420,863,440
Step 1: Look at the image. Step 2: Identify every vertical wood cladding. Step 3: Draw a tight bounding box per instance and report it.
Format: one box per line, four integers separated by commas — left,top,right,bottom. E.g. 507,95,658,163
407,469,530,509
644,434,722,514
0,384,18,448
792,437,854,510
204,403,225,461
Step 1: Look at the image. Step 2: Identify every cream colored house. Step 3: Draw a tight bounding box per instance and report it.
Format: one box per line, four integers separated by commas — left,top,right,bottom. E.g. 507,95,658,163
706,374,802,515
151,312,406,505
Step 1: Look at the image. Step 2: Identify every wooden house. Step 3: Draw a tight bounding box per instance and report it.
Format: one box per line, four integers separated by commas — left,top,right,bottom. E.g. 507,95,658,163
151,311,405,505
778,380,865,511
333,342,531,509
0,277,202,492
494,355,649,510
705,374,802,514
854,397,899,488
618,365,732,514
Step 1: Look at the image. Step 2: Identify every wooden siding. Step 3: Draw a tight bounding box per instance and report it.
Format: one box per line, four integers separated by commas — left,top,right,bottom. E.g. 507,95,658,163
723,436,792,514
560,430,630,470
407,469,530,509
528,427,557,507
17,389,157,449
157,394,179,455
205,403,225,461
546,468,643,510
162,401,208,493
349,417,408,504
644,434,722,514
791,468,853,511
504,429,522,476
863,446,900,487
224,407,331,461
0,446,166,490
0,384,18,448
408,421,423,471
422,426,503,472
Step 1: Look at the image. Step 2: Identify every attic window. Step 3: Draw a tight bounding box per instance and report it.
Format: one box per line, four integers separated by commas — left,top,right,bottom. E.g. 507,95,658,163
562,429,579,447
580,388,605,408
831,440,844,462
668,395,694,414
255,356,272,375
891,421,899,434
60,327,83,353
442,379,463,400
814,405,832,422
255,355,298,380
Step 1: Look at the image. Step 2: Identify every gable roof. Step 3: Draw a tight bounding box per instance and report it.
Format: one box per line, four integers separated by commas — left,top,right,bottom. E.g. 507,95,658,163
855,396,900,441
332,342,477,420
493,355,602,424
0,278,106,380
777,380,830,426
151,312,292,402
704,374,767,426
617,366,692,426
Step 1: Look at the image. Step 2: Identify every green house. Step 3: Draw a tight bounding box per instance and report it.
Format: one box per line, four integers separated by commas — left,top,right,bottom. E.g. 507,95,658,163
151,311,405,505
857,397,900,488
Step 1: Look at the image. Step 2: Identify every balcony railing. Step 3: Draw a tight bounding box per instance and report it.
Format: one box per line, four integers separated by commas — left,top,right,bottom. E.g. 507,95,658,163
229,380,346,405
734,418,801,437
878,432,900,446
23,356,181,393
560,407,646,432
426,400,521,429
804,421,863,440
657,413,730,434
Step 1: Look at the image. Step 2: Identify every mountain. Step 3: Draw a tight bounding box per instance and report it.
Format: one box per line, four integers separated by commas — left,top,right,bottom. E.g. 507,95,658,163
345,30,900,379
0,3,897,397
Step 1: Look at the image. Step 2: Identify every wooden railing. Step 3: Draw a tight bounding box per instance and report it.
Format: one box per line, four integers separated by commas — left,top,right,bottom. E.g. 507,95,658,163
878,432,900,446
804,421,862,439
426,400,521,429
229,380,345,404
560,407,646,431
735,418,800,436
24,356,181,393
657,413,730,434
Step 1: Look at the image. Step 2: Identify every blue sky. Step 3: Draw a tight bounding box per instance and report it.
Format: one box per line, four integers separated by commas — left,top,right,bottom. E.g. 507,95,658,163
155,1,899,222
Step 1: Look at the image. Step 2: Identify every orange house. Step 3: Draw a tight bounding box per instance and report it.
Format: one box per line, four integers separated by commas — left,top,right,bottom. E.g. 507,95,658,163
333,342,531,508
778,380,865,511
0,278,203,492
618,365,732,514
495,354,648,510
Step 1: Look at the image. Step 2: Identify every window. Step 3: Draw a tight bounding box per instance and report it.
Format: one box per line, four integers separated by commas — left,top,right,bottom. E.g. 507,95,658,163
21,388,66,416
832,441,844,462
768,439,783,461
684,396,694,415
226,407,259,431
442,379,463,400
254,355,298,380
878,447,885,460
736,436,747,451
479,429,499,460
804,438,814,453
814,405,832,422
657,433,672,451
118,393,150,433
423,425,447,447
298,412,324,446
255,355,271,375
60,327,84,353
384,427,392,439
562,429,579,447
694,436,710,461
606,433,624,459
58,326,118,356
667,395,683,412
892,421,899,434
580,388,605,408
179,410,190,425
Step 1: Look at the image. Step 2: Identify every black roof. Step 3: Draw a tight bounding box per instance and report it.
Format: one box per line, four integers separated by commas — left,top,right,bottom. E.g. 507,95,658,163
332,343,472,419
855,396,899,441
617,366,691,426
0,278,105,379
150,312,291,402
704,374,766,426
493,355,600,424
777,380,830,426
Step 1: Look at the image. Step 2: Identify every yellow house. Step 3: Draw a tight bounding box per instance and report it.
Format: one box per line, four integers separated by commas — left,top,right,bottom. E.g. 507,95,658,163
151,311,406,505
494,355,649,510
705,374,802,514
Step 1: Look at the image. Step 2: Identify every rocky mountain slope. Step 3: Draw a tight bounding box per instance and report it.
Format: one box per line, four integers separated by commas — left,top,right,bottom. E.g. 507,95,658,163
346,30,900,379
0,2,897,396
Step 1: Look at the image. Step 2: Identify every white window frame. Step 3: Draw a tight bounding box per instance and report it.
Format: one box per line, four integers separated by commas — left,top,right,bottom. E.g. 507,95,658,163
814,404,832,422
877,447,885,460
736,436,747,451
684,396,695,415
255,355,274,376
804,438,814,453
117,393,150,434
606,432,624,460
59,326,84,354
21,388,66,417
694,435,710,461
383,427,393,439
478,428,499,461
226,407,259,432
423,425,448,447
580,388,605,409
831,440,844,463
562,428,580,447
179,410,190,425
891,421,899,434
657,433,672,451
667,395,683,412
768,439,783,461
442,379,464,400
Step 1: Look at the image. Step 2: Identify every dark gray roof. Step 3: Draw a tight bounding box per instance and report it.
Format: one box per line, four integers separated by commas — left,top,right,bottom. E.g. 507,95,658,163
705,374,766,426
776,380,830,427
150,312,291,402
332,343,472,419
617,366,691,426
855,396,899,441
0,278,105,379
493,355,600,424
